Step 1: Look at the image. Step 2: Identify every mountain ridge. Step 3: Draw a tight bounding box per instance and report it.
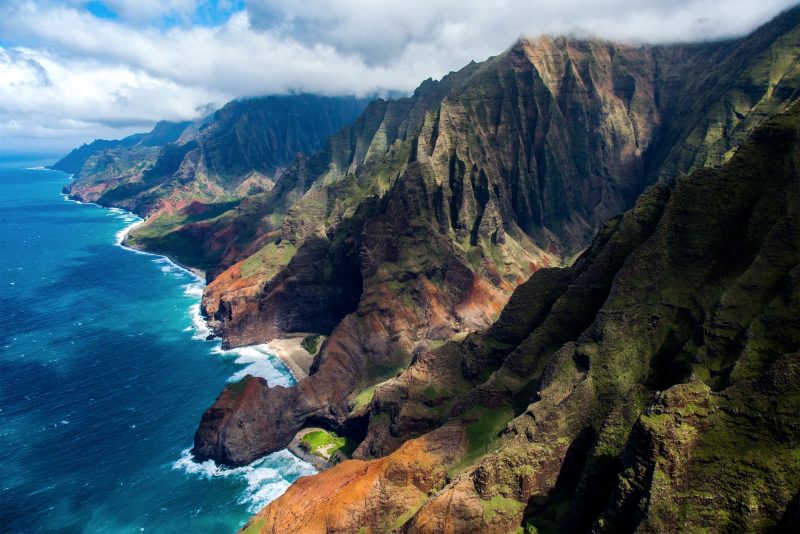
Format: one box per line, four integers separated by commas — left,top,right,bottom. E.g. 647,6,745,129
189,6,800,472
62,94,370,218
243,98,800,534
48,8,800,531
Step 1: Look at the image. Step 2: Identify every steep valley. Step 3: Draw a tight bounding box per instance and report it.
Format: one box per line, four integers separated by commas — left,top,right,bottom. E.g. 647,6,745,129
245,94,800,534
187,7,800,471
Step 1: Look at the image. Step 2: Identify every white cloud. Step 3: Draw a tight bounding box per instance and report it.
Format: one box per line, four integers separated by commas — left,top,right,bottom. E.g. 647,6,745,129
0,46,225,148
247,0,799,63
0,0,797,154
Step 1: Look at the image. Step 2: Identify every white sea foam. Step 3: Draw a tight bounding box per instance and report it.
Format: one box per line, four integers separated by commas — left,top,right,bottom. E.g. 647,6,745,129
61,193,91,205
173,448,316,513
60,193,142,246
104,211,215,343
212,345,295,387
62,183,312,515
66,199,211,341
115,217,144,247
183,282,204,298
188,304,213,340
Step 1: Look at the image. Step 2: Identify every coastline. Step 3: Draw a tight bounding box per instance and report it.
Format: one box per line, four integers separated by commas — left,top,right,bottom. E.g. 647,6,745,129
6,167,318,530
62,182,316,394
62,181,328,497
123,232,208,282
65,189,319,387
265,338,313,380
62,191,207,283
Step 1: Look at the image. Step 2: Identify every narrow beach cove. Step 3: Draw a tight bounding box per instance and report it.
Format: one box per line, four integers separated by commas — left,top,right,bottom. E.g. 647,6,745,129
0,166,315,532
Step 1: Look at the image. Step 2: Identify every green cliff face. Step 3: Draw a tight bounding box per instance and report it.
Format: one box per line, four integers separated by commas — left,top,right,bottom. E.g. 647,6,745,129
50,3,800,530
62,95,369,217
49,119,194,176
250,98,800,534
400,100,800,534
190,8,800,470
53,120,194,188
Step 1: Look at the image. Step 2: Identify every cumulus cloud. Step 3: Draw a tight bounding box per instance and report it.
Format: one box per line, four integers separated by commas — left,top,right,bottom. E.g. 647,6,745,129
0,46,223,138
0,0,797,154
248,0,799,64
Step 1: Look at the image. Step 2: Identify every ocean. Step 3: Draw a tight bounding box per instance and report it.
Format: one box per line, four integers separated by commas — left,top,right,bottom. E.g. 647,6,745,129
0,166,314,532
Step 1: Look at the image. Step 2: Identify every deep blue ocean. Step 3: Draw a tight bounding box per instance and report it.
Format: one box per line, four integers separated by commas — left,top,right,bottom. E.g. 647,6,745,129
0,165,314,533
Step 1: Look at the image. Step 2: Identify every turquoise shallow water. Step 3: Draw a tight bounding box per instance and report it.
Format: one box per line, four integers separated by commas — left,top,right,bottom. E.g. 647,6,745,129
0,167,314,533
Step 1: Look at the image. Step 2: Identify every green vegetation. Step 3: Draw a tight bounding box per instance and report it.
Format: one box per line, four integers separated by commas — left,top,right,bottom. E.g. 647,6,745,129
464,406,515,455
300,335,321,355
240,242,296,279
481,495,525,523
351,386,376,412
422,385,439,401
427,339,445,351
350,355,412,413
446,405,517,477
125,200,243,269
302,430,344,452
391,496,428,530
240,517,265,534
301,429,358,460
226,375,252,399
366,352,410,383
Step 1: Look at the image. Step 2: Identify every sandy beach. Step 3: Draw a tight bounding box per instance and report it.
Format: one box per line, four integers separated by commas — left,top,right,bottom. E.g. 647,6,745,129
266,337,316,380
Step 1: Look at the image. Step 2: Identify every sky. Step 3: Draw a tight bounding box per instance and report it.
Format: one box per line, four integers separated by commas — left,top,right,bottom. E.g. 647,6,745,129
0,0,797,156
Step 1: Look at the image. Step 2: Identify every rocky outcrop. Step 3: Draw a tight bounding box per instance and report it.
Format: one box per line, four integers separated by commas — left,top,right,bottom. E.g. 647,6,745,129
245,99,800,532
243,424,467,533
192,8,800,468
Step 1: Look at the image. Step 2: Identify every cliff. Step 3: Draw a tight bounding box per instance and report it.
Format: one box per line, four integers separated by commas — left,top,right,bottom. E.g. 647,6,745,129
244,98,800,534
62,94,369,217
191,7,800,468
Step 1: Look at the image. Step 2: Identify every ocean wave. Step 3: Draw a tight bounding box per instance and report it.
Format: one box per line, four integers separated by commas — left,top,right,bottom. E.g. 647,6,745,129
114,218,144,247
109,218,204,284
97,205,214,345
188,303,213,340
173,448,316,513
213,345,296,387
183,282,204,298
58,182,310,525
61,193,91,205
107,214,214,343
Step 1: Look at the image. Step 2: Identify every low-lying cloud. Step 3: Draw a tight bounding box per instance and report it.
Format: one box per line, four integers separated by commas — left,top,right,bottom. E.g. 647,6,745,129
0,0,797,154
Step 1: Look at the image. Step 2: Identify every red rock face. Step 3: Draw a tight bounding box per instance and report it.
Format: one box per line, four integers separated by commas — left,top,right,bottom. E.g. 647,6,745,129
242,424,467,533
194,36,668,464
